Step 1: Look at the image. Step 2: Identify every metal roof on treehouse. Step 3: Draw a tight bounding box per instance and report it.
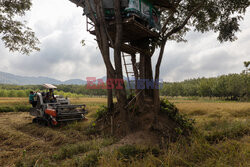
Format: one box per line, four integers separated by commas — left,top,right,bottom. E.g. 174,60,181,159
69,0,170,30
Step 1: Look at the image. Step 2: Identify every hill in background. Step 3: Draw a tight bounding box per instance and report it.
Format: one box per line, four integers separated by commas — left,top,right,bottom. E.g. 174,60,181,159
0,71,86,85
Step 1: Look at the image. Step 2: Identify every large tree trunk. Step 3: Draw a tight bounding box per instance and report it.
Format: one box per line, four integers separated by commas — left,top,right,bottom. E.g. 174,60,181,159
85,0,163,136
107,70,113,110
130,39,154,113
113,0,128,128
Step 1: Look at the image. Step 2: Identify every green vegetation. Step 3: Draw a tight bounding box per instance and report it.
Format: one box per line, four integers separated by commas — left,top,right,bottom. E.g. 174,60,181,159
161,73,249,101
0,97,249,166
160,99,195,134
0,0,40,54
95,105,109,120
53,141,97,160
74,151,100,167
0,85,84,98
0,105,31,113
203,120,250,143
0,72,248,101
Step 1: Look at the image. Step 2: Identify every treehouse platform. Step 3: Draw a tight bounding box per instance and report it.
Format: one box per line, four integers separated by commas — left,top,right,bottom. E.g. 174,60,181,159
148,0,174,9
88,16,157,55
89,16,159,42
120,43,150,55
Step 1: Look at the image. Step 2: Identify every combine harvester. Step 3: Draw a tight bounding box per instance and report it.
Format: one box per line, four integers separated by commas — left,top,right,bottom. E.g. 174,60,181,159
30,84,87,126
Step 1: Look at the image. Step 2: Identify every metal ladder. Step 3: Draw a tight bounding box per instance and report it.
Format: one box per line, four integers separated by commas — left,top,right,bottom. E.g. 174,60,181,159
122,52,135,93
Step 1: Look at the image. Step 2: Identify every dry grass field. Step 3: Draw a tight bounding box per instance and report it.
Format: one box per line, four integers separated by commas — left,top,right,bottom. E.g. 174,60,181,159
0,97,249,167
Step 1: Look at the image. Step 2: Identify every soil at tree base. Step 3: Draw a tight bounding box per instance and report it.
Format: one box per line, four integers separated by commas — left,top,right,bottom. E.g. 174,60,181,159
95,99,194,146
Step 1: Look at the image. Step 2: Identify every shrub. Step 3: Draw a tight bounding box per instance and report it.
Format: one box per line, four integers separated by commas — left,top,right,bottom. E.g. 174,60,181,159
117,145,148,162
79,151,100,167
0,105,31,113
84,123,99,136
0,106,14,112
54,142,94,160
101,137,116,147
15,105,31,112
160,99,195,134
95,105,109,120
205,120,250,143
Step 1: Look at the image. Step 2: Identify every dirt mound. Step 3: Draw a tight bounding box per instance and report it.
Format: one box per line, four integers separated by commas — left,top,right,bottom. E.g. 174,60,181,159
95,99,195,145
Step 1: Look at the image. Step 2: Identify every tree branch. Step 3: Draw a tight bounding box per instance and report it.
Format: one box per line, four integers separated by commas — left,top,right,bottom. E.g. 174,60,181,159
92,0,115,76
154,39,166,82
161,0,183,35
113,0,122,48
164,3,203,40
85,0,97,24
99,0,114,47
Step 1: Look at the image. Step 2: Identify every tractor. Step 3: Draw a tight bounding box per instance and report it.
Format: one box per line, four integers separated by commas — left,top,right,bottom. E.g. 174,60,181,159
30,84,87,126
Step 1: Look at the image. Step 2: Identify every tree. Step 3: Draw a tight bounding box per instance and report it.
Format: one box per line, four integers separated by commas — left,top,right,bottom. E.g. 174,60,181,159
0,0,39,54
243,61,250,74
17,90,26,97
199,78,213,97
71,0,249,136
8,90,16,97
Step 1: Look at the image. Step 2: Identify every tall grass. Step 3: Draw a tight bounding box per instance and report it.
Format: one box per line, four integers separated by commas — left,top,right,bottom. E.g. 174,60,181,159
0,97,249,167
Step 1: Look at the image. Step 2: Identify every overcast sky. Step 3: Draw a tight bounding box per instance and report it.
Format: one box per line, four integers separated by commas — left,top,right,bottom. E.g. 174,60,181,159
0,0,249,82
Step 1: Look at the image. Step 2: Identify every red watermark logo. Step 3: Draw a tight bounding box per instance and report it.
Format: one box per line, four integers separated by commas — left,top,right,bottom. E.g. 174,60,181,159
86,77,162,90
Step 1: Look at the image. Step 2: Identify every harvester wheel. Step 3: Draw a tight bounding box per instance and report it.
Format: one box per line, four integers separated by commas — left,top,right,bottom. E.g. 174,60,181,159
47,118,56,127
37,119,42,125
44,119,49,126
32,118,38,123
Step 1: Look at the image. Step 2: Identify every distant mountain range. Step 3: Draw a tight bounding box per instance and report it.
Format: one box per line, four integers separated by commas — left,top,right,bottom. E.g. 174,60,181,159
0,71,87,85
0,71,134,85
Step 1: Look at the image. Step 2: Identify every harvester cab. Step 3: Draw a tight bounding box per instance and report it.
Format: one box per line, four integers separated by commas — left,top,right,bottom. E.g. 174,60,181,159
30,84,87,126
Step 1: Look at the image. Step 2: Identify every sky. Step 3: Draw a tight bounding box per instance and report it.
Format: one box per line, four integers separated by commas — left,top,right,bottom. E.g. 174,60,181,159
0,0,249,82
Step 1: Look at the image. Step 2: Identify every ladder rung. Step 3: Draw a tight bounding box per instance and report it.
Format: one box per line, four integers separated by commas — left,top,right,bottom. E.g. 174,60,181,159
125,63,132,65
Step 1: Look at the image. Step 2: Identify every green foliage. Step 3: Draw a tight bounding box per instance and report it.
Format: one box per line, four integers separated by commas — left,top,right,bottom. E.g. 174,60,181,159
160,99,195,133
116,145,161,163
0,71,248,100
77,151,100,167
0,0,40,54
158,0,249,43
8,90,16,97
101,137,116,147
0,106,14,112
117,145,147,162
95,105,109,120
117,145,139,161
15,105,31,112
0,89,8,97
161,73,250,101
0,105,31,113
84,123,98,136
53,142,94,160
0,85,84,98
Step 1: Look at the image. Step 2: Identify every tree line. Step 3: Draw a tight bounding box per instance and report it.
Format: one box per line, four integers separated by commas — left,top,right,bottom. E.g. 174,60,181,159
0,73,249,101
161,73,249,101
0,86,84,98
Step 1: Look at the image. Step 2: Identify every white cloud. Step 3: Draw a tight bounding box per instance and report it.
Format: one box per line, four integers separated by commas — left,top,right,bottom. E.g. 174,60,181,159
0,1,249,82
